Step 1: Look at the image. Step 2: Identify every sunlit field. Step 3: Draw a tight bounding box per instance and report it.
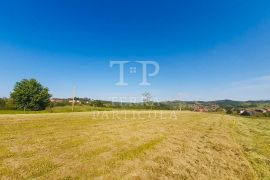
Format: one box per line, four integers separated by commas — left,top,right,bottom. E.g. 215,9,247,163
0,111,269,179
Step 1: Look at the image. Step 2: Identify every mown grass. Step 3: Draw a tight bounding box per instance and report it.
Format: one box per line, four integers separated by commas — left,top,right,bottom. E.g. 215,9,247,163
232,117,270,179
0,111,269,179
118,138,165,160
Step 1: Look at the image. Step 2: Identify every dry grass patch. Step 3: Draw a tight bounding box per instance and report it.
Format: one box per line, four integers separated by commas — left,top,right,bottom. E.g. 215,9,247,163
0,111,269,179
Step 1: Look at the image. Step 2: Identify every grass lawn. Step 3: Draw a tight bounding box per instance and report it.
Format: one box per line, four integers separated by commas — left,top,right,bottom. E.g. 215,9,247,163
0,111,269,179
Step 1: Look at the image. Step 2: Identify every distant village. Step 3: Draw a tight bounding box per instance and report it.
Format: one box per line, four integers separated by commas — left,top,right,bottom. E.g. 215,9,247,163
192,103,270,117
1,96,270,117
49,98,270,117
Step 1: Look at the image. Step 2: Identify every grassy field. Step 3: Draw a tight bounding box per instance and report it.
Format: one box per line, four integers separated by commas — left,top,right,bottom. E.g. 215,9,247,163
0,106,112,114
0,111,269,179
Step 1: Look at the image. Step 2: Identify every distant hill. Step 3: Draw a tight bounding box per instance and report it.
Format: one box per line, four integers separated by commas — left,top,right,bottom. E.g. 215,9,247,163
162,100,270,111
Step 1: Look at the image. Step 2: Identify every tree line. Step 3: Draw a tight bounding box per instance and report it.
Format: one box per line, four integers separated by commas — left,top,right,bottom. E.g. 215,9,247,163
2,79,269,114
0,79,174,112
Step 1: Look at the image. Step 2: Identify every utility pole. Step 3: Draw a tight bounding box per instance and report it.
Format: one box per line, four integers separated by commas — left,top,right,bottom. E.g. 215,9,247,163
177,93,182,112
72,86,76,112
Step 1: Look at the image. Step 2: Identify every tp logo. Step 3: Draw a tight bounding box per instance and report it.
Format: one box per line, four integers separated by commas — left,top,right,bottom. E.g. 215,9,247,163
110,61,160,86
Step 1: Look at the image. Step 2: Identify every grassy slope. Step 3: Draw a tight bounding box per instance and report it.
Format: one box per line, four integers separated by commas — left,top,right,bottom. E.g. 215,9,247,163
0,105,112,114
0,111,269,179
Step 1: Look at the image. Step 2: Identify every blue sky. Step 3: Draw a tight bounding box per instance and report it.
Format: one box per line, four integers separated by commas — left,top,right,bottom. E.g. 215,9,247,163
0,0,270,101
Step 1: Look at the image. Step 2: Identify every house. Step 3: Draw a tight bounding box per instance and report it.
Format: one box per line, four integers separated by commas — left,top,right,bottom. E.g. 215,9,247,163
254,108,270,114
255,109,265,113
240,110,264,116
193,105,209,112
211,105,220,111
50,98,65,103
68,100,81,104
240,110,254,116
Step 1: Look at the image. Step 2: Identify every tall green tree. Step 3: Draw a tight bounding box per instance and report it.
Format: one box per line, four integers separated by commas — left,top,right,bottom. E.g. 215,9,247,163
10,79,52,111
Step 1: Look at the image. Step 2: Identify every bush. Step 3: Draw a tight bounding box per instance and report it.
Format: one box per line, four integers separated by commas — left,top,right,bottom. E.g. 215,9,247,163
5,98,16,110
0,98,5,109
264,112,270,117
